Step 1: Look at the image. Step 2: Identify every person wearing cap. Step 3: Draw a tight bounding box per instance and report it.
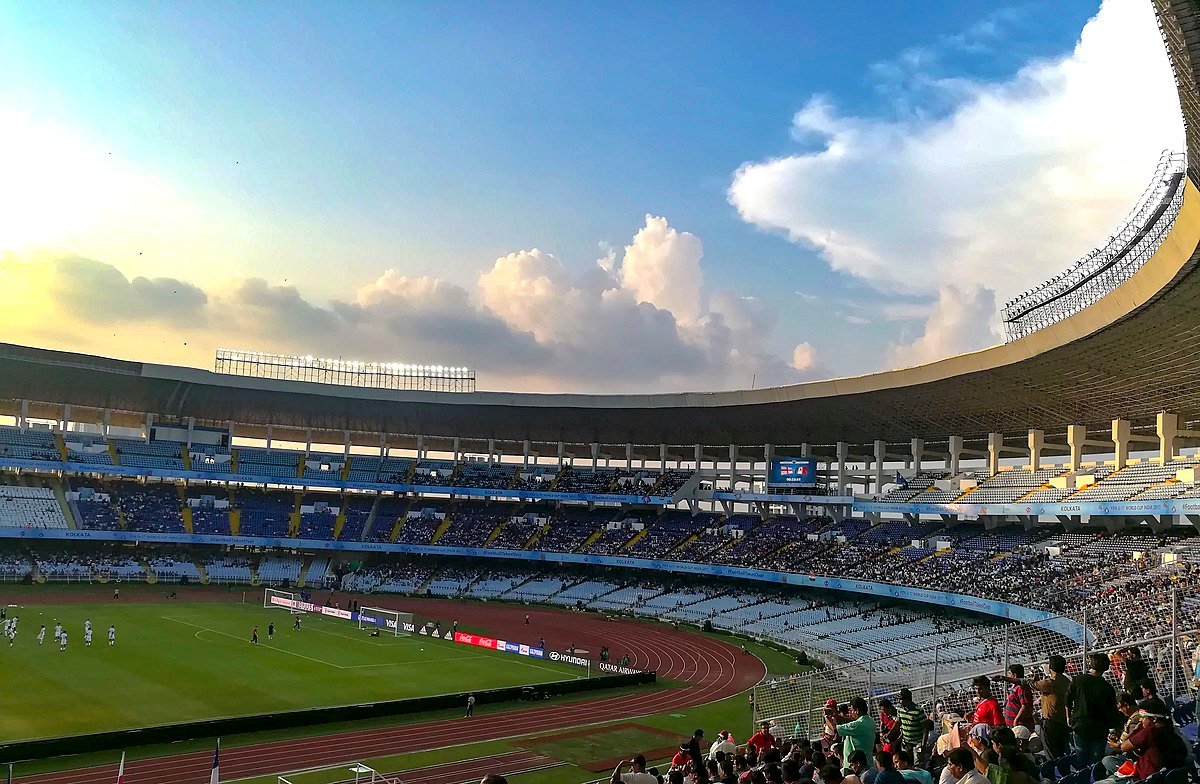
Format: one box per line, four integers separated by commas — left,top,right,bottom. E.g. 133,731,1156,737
612,754,658,784
1094,702,1187,783
709,730,737,761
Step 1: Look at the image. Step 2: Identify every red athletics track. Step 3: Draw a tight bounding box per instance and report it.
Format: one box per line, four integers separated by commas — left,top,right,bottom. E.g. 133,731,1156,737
18,596,766,784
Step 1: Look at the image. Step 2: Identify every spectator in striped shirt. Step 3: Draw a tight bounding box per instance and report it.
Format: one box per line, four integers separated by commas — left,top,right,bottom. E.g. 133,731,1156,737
896,689,928,753
994,664,1034,730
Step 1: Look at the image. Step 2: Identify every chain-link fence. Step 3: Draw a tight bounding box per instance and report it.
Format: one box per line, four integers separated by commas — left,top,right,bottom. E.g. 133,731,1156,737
753,586,1200,738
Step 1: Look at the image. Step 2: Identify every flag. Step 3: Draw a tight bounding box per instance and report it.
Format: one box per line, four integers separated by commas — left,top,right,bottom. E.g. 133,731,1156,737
116,752,125,784
894,471,908,488
209,739,220,784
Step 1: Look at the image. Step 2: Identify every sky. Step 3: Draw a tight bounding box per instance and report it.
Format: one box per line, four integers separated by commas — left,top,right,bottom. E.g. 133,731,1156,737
0,0,1185,393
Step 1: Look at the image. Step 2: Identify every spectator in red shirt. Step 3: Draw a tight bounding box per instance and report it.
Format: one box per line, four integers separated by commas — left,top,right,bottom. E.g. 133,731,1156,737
995,664,1034,730
969,676,1004,727
1097,704,1187,783
747,721,777,754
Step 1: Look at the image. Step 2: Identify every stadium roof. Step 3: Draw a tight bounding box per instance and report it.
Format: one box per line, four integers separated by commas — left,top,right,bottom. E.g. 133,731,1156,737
4,0,1200,451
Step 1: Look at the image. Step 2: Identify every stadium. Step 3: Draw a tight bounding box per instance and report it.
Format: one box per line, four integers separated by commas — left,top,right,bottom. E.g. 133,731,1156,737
4,2,1200,784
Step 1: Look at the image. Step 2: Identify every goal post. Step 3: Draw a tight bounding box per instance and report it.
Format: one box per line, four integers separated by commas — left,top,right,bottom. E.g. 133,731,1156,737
264,587,301,612
358,606,413,636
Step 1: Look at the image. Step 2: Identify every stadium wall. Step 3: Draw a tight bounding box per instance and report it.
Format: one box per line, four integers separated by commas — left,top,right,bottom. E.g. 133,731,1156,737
0,671,655,764
1,527,1088,640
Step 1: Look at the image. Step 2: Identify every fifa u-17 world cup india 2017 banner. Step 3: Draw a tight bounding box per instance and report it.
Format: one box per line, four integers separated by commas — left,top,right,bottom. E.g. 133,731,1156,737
853,498,1200,518
7,526,1089,643
0,457,673,506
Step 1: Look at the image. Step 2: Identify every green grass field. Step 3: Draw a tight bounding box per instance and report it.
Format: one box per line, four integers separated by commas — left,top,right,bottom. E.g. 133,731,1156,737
0,598,582,742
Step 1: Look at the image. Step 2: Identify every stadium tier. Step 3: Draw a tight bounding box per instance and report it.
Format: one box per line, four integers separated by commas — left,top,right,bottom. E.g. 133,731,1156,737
8,4,1200,783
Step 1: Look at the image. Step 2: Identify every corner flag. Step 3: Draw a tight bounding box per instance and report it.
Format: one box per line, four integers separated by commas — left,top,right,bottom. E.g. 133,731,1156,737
116,752,125,784
209,739,220,784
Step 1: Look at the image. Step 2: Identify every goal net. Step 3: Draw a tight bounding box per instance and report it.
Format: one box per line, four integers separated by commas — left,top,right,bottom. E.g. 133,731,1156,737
264,588,304,614
278,762,402,784
358,606,414,636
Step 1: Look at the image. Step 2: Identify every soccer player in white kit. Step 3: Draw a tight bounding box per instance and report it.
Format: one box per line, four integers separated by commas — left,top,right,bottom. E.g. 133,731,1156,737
84,628,93,647
108,624,116,646
59,630,68,652
37,625,46,645
53,621,62,642
84,619,92,637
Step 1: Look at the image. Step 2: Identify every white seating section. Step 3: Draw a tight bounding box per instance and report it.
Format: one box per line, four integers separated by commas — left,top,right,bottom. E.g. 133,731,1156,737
0,486,69,528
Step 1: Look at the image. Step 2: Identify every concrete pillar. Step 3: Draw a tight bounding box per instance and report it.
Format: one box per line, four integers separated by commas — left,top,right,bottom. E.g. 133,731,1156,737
61,404,71,433
694,444,703,472
487,438,495,463
343,429,350,458
379,432,387,457
523,440,531,468
987,433,1003,475
102,409,111,437
1112,419,1131,469
1067,425,1086,471
591,442,600,470
557,441,565,467
626,443,634,469
911,438,925,471
1158,412,1180,464
305,427,313,454
18,399,29,428
948,436,963,474
144,412,153,443
800,443,812,458
416,435,425,460
1028,429,1044,472
837,442,849,495
874,440,887,494
186,417,196,450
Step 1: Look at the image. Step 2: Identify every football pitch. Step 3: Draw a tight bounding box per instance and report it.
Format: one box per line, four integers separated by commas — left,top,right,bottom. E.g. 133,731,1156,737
0,597,583,742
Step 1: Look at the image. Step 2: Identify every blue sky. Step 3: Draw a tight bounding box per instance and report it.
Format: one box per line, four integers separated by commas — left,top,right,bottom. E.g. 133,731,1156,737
0,0,1183,391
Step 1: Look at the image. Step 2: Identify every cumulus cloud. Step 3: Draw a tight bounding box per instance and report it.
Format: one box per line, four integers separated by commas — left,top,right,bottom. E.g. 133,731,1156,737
791,342,816,371
729,0,1182,364
886,284,999,368
7,213,819,393
615,215,705,323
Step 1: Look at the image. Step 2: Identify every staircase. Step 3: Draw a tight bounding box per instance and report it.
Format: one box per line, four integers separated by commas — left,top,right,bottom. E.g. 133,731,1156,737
229,502,242,536
297,555,314,588
194,558,209,584
620,527,649,551
357,496,383,541
332,508,348,540
141,556,157,584
48,477,78,529
429,515,455,544
178,486,193,534
578,524,607,551
181,445,192,470
288,493,303,537
53,433,69,461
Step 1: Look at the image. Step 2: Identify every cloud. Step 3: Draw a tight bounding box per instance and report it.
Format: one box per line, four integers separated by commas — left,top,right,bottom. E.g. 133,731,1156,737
791,342,816,370
615,215,705,324
5,214,819,393
729,0,1182,365
47,257,208,324
886,284,999,368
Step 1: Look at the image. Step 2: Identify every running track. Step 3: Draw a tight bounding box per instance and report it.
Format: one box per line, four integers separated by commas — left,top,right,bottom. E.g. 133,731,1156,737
18,598,766,784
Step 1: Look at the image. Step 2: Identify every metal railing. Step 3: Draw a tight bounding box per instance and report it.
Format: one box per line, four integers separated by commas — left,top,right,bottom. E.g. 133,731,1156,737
753,586,1196,738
